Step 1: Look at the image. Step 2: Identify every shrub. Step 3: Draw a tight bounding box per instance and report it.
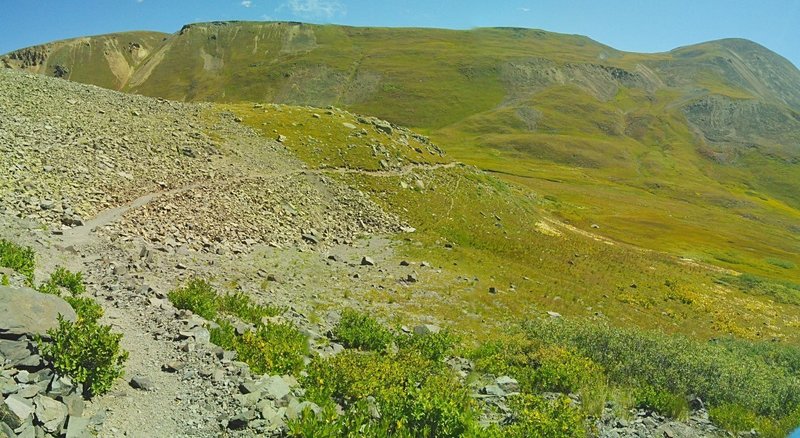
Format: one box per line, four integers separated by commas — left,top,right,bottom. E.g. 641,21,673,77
487,394,585,438
231,322,307,375
0,239,35,285
38,315,128,397
168,278,219,320
42,267,86,295
397,329,458,361
469,336,604,396
38,267,102,323
64,296,104,324
634,386,688,420
300,350,476,438
709,403,759,434
333,309,394,351
1,274,9,286
523,318,800,419
218,291,282,325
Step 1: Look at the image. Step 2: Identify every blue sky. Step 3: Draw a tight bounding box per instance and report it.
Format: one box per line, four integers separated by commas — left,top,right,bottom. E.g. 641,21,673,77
1,0,799,67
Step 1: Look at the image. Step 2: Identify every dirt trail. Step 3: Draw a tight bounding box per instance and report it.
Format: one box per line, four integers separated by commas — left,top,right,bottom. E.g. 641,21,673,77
58,182,205,248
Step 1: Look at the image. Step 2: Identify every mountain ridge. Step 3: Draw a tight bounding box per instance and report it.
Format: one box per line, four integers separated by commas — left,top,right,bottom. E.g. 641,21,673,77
2,20,799,285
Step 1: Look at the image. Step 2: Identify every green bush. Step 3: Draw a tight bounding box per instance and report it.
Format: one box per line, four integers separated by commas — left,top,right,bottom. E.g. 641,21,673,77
168,278,219,320
0,239,35,285
333,309,394,351
300,350,476,437
709,403,759,434
230,322,307,375
64,296,104,324
486,394,585,438
1,274,9,286
218,291,282,325
41,267,86,295
634,386,688,420
38,315,128,397
210,319,238,350
469,336,604,396
523,318,800,420
397,329,458,361
38,267,102,323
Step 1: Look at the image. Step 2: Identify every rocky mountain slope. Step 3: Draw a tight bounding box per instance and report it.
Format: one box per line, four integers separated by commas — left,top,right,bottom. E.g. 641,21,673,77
1,64,799,437
2,25,800,437
3,22,800,284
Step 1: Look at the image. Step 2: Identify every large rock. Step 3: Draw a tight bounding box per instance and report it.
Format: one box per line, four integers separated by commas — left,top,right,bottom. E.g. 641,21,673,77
0,286,76,337
34,395,68,434
0,393,34,429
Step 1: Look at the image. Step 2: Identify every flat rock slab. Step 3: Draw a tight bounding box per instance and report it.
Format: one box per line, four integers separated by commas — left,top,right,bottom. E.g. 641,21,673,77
0,286,76,337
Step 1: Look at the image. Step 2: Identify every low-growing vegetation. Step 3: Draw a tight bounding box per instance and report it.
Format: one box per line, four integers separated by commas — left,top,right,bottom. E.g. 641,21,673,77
333,308,395,351
519,318,800,436
39,315,128,397
2,257,130,398
290,309,588,436
0,238,35,285
168,278,302,374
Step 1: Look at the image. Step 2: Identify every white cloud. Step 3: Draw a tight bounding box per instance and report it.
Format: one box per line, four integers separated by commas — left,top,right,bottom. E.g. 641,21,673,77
241,0,253,7
136,0,144,3
518,7,530,12
285,0,346,19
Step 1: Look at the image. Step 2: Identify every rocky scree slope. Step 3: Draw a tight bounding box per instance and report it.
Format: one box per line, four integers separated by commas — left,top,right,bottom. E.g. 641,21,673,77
0,68,402,255
0,62,769,438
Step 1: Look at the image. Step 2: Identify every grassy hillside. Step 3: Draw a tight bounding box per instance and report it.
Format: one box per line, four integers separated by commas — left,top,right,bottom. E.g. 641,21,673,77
4,20,799,285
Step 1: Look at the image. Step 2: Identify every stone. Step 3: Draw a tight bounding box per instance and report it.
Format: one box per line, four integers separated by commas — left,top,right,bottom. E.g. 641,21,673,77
488,286,498,294
373,120,393,135
162,361,186,373
546,311,562,318
342,122,357,130
15,371,30,384
65,416,92,438
262,376,291,401
360,256,375,266
1,393,34,429
413,324,440,336
285,399,320,420
0,340,32,367
0,286,77,337
15,385,38,399
406,273,418,283
239,381,261,395
301,234,319,245
479,384,505,397
0,421,14,438
34,395,67,434
495,376,519,393
61,394,84,417
228,410,257,430
178,327,210,344
48,376,74,398
129,376,155,391
0,376,17,396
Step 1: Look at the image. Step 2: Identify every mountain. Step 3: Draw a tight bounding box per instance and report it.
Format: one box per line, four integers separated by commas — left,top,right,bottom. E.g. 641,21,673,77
3,21,799,278
3,23,800,437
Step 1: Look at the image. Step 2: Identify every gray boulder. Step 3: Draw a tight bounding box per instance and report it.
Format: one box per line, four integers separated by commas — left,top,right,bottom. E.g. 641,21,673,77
0,286,76,337
34,395,67,434
0,393,34,429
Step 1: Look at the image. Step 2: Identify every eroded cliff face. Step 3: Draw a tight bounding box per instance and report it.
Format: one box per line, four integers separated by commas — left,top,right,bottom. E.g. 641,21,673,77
1,31,168,90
